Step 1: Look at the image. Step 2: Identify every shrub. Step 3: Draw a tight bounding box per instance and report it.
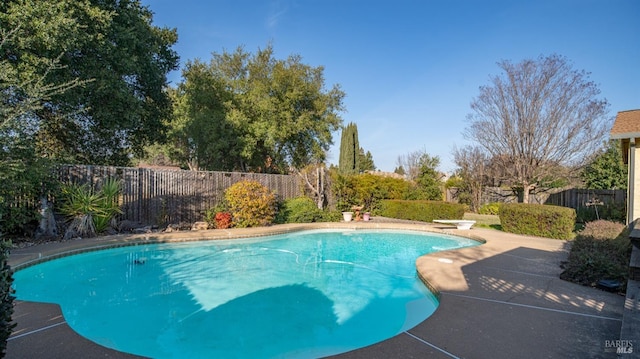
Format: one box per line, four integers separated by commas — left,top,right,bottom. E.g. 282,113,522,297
0,240,15,357
330,172,412,213
225,181,276,228
276,196,323,223
0,156,56,236
379,200,465,222
577,220,626,240
478,202,501,215
560,220,631,291
499,203,575,240
575,202,626,224
205,203,229,228
274,197,342,224
213,212,232,229
322,210,344,222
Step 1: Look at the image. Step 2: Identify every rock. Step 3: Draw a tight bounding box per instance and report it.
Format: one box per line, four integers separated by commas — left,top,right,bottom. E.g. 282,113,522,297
191,221,209,230
118,220,144,233
165,222,191,232
133,226,152,234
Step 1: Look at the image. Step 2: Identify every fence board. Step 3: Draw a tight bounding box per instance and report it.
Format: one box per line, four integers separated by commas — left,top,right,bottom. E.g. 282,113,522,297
57,165,302,225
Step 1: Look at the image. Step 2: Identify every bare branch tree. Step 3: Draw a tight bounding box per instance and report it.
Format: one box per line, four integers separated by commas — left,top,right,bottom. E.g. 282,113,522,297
464,54,611,203
396,148,427,181
453,145,488,212
294,163,328,209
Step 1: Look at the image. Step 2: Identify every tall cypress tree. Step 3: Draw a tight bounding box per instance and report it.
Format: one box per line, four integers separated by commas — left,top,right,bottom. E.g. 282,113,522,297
338,122,360,174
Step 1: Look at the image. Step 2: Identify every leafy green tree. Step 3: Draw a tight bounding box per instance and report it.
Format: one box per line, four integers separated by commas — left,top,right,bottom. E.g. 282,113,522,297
2,0,179,165
165,66,241,171
165,45,344,172
0,20,82,235
582,140,627,190
414,153,444,200
339,122,360,174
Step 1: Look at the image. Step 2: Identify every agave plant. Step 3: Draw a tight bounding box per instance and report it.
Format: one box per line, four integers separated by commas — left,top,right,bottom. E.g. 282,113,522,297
59,178,122,238
93,178,123,233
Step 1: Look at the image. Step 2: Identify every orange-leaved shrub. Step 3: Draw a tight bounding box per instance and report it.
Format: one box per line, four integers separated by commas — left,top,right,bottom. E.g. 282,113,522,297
214,212,232,229
224,180,276,228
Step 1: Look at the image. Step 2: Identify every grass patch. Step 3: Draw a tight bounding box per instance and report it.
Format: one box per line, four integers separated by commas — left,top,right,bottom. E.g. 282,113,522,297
463,213,500,228
560,220,631,293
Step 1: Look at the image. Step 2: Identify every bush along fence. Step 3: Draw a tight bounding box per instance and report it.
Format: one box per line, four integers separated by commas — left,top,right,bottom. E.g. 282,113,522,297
57,165,302,226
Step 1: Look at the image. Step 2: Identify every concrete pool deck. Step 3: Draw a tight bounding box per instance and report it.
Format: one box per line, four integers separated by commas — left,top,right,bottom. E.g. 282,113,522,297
5,221,632,358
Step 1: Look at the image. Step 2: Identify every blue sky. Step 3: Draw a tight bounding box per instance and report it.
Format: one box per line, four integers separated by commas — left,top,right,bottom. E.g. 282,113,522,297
141,0,640,173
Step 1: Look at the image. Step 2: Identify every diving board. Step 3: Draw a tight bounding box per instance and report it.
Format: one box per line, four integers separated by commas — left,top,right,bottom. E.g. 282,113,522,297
432,220,476,230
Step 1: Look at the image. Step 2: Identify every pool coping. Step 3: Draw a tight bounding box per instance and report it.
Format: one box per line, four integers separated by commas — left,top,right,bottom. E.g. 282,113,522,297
7,221,629,358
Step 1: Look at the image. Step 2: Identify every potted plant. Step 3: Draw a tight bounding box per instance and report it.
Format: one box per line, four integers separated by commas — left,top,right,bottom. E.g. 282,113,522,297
342,211,353,222
362,212,371,221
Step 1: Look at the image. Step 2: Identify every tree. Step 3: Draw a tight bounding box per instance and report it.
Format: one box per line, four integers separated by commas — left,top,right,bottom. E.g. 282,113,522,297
339,122,360,174
414,153,444,200
464,54,611,203
2,0,179,165
453,145,489,212
165,45,344,172
581,140,627,190
165,64,241,171
396,148,430,181
358,147,376,172
0,20,83,235
296,163,329,209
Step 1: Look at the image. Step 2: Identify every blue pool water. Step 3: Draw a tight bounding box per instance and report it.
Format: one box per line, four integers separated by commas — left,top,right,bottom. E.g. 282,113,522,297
13,229,479,358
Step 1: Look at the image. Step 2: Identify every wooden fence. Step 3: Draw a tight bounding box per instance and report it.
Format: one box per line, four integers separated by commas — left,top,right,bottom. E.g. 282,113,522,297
57,165,302,225
447,187,626,211
545,188,626,210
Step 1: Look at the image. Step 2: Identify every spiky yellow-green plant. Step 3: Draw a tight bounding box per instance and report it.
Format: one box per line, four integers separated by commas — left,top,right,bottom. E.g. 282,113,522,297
59,178,122,237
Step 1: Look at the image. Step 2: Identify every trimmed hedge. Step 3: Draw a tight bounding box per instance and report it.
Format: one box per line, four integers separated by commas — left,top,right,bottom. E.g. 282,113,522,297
379,200,465,222
499,203,576,240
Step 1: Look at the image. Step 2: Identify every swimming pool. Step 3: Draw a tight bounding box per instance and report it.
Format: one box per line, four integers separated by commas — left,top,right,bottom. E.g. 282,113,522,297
13,229,479,358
